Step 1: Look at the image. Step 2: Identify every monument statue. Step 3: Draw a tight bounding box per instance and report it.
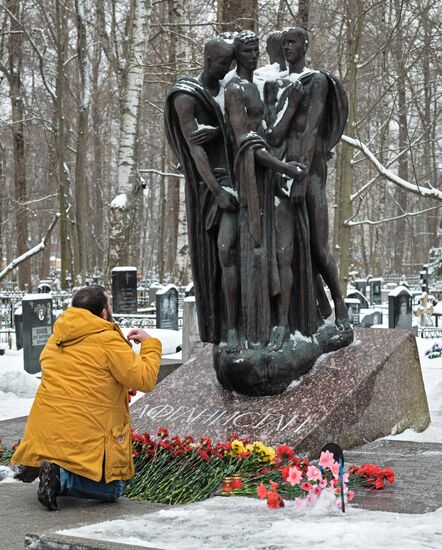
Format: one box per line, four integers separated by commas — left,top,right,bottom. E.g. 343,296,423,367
165,29,353,397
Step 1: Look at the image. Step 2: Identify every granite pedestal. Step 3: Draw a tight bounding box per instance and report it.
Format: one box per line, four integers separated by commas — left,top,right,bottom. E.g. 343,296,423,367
131,328,430,457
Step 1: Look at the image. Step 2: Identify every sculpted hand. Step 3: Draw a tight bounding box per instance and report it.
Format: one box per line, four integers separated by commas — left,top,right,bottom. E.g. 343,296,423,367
282,161,307,181
216,189,238,212
288,81,303,108
127,328,152,344
189,125,219,145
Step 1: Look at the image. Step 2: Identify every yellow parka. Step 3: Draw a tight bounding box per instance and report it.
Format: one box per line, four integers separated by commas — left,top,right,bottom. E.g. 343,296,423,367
11,307,162,482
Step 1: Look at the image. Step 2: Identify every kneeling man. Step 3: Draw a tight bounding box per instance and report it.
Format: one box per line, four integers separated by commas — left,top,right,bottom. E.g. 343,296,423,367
11,285,162,510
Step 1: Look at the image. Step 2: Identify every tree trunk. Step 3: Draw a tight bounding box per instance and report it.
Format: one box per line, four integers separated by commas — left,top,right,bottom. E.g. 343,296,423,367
74,0,92,282
106,0,152,279
297,0,310,30
7,0,31,290
392,0,409,274
336,0,363,293
217,0,258,32
54,0,70,289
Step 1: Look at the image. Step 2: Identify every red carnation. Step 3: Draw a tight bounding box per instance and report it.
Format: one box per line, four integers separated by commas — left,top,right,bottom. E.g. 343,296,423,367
267,491,284,509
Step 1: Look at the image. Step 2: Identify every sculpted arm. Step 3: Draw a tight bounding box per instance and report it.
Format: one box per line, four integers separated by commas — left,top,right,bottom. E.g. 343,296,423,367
174,94,236,211
299,73,328,169
267,81,303,148
225,84,304,177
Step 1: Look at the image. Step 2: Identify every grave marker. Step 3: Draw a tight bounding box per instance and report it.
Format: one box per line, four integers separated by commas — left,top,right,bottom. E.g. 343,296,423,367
345,298,360,325
22,294,53,374
156,285,179,330
388,286,412,330
112,266,138,314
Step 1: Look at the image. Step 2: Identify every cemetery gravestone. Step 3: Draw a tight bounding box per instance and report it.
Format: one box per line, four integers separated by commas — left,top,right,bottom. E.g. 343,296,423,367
112,267,138,314
14,305,23,351
182,296,202,362
184,282,194,298
420,267,429,293
347,290,370,310
149,282,163,306
22,294,53,374
345,298,360,325
156,285,179,330
369,278,382,305
354,279,367,297
360,310,383,328
389,286,412,330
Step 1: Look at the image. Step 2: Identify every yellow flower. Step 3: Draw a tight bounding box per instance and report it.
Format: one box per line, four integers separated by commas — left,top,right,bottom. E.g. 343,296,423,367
230,439,246,456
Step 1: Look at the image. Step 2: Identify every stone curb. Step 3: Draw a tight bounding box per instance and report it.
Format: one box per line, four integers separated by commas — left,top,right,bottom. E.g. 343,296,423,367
25,533,163,550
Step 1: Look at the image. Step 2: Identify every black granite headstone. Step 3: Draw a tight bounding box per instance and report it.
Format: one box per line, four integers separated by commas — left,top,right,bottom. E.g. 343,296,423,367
14,306,23,351
184,282,194,298
347,290,369,309
156,285,179,330
360,310,383,327
369,278,382,305
112,267,138,314
389,286,412,330
354,279,367,297
420,267,429,293
22,294,54,374
345,298,360,325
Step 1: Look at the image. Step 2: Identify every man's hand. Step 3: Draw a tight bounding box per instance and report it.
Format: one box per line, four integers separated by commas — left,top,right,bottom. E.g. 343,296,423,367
127,328,152,344
188,125,219,145
216,189,238,211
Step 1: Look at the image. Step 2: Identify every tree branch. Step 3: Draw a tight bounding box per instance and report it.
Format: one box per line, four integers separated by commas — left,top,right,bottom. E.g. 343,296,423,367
341,134,442,201
345,205,442,227
0,213,60,281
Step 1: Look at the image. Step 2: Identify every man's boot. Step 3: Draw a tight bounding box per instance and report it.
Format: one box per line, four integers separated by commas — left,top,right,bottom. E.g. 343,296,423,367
37,461,61,511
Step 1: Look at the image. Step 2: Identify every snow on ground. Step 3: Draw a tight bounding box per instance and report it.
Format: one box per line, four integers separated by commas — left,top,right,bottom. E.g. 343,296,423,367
62,494,442,550
0,350,40,421
386,337,442,443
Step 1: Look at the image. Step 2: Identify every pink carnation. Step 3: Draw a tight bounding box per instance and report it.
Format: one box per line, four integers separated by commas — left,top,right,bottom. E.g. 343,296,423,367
287,466,302,486
307,465,322,482
318,450,335,470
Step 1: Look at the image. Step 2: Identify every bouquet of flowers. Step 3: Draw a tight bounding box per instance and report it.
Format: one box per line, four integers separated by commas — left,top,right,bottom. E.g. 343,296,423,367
348,463,395,490
125,429,395,509
425,342,442,359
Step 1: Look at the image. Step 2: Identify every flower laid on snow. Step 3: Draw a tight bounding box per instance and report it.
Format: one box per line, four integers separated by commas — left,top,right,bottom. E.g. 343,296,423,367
306,465,322,482
286,466,302,486
349,463,395,490
123,430,395,509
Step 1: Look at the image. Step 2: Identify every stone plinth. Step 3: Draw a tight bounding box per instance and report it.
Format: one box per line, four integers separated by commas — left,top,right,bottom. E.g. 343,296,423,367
131,328,430,457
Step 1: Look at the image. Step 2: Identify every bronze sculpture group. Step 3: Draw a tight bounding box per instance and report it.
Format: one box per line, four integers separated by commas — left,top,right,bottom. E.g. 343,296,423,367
165,28,353,396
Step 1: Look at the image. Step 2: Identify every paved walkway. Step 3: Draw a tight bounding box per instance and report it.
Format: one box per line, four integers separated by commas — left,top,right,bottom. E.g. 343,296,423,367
2,416,441,549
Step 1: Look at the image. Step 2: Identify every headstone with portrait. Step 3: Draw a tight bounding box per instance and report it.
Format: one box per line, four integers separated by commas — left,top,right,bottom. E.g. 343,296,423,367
388,286,412,330
369,277,383,305
354,279,367,297
112,266,138,314
344,298,360,326
156,285,179,330
22,294,54,374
